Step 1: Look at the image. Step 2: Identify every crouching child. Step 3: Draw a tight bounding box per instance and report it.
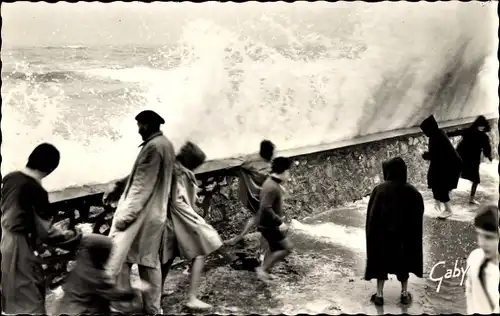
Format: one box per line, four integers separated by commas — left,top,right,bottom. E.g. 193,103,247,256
55,234,144,315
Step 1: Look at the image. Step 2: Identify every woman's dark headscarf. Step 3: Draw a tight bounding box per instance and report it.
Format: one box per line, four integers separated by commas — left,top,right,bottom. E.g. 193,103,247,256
177,141,207,171
471,115,491,133
420,115,439,137
382,157,407,184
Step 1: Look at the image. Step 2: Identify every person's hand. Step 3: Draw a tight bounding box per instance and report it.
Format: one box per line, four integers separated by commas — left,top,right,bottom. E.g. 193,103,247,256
132,279,151,292
103,183,120,206
62,229,76,239
102,188,114,205
279,223,288,234
75,223,93,235
114,219,128,231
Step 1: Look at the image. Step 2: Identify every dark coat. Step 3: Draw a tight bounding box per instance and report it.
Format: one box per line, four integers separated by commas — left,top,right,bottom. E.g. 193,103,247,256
364,157,424,280
456,117,492,184
55,234,135,315
420,115,462,191
0,171,82,314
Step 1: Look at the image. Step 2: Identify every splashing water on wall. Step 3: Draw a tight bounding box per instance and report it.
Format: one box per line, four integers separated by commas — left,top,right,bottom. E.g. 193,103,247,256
1,2,498,191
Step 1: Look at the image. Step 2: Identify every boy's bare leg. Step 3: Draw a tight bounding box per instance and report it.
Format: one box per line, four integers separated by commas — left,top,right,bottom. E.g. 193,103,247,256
376,280,385,297
186,256,211,310
443,202,453,215
226,216,257,245
434,200,442,212
469,183,479,204
401,280,408,295
437,195,452,219
259,236,270,263
256,239,292,281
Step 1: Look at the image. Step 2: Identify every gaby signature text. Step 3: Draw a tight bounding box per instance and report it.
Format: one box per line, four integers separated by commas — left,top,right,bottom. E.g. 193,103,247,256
429,260,470,293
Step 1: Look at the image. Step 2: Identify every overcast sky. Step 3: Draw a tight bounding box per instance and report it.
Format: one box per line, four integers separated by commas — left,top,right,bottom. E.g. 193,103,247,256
2,2,497,48
1,2,337,48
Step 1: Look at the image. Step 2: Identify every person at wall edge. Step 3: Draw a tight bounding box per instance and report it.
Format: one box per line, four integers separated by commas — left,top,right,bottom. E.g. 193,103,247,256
456,115,493,205
420,114,462,219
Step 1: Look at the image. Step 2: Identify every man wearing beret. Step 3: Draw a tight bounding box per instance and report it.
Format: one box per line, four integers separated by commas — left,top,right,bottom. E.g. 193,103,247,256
103,110,175,314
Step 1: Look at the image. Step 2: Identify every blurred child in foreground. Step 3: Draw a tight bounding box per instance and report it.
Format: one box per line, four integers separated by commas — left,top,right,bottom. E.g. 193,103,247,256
55,233,149,314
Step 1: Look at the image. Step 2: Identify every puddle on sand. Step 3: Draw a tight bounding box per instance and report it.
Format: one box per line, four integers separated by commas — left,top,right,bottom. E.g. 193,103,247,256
285,212,475,314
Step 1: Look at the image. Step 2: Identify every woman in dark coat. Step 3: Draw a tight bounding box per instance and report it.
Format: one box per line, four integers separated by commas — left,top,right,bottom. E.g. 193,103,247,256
55,234,138,315
364,157,424,306
0,143,82,314
420,114,462,219
456,115,493,205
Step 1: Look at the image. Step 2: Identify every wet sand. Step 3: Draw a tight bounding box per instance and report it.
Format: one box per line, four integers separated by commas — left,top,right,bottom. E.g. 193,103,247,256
46,161,498,314
159,161,498,314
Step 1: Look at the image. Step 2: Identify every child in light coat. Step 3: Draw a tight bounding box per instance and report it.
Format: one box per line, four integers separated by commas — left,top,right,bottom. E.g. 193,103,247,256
465,204,499,314
160,142,223,311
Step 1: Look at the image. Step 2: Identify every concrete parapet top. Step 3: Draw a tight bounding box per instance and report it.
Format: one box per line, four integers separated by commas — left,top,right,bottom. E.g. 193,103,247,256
48,114,497,203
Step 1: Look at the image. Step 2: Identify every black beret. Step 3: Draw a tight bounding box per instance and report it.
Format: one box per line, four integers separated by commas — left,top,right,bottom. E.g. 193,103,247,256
135,110,165,125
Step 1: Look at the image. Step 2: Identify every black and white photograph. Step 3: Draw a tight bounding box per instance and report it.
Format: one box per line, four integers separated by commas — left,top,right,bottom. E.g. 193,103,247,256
0,1,498,315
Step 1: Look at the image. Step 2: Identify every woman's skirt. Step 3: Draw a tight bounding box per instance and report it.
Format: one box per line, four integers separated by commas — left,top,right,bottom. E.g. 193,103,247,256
162,202,223,262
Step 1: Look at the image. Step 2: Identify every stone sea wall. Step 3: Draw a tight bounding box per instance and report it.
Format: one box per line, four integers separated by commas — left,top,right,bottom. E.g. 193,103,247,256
214,119,499,221
42,119,498,288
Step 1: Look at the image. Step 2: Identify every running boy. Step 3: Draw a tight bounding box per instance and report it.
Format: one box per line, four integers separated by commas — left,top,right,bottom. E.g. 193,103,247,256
254,157,293,282
465,204,499,314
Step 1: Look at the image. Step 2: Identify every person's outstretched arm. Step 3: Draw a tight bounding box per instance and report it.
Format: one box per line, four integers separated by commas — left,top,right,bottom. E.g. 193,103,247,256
102,175,130,205
31,188,82,251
